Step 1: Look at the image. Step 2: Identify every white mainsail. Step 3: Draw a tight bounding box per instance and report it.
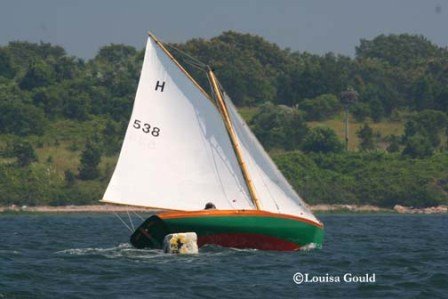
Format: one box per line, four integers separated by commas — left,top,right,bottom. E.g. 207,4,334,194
222,93,318,222
103,34,318,223
102,37,255,211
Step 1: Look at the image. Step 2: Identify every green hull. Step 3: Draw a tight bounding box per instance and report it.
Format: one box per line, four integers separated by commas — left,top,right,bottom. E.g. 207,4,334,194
131,210,324,251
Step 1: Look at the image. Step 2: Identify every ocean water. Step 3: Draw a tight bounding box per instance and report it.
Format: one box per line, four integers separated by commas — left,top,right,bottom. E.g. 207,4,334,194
0,213,447,298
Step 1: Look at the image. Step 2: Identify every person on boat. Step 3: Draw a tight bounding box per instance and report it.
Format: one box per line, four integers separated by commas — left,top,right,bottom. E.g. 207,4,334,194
204,202,216,210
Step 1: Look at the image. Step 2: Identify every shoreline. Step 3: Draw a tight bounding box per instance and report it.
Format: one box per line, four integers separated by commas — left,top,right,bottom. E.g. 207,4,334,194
312,204,447,214
0,204,446,214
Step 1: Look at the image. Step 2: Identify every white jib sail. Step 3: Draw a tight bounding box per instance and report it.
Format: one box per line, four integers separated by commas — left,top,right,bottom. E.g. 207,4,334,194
102,38,255,211
223,93,319,222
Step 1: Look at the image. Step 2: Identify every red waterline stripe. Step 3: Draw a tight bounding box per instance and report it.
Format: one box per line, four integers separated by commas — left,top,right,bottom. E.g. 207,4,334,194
198,232,300,251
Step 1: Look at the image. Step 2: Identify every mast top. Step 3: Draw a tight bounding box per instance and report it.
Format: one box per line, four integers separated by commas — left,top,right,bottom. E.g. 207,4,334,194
146,31,212,102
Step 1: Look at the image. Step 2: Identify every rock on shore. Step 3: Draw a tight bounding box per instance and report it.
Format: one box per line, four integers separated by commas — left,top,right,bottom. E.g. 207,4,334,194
310,204,388,213
393,205,448,214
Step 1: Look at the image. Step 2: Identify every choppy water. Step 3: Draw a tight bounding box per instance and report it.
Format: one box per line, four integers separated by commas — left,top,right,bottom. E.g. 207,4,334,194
0,213,447,298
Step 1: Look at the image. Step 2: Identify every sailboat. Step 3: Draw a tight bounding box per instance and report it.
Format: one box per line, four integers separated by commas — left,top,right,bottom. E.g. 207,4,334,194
101,32,324,251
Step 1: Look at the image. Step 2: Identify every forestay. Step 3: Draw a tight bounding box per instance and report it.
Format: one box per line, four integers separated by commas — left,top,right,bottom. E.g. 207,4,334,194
223,93,318,222
102,38,254,211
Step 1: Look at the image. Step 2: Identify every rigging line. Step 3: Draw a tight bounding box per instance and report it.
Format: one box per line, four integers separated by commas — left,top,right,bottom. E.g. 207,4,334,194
148,31,213,103
206,72,247,208
234,103,281,211
221,90,281,211
208,73,252,203
113,212,133,233
209,69,261,210
183,57,207,69
127,210,135,231
183,58,208,72
131,211,145,221
256,165,280,211
164,43,208,68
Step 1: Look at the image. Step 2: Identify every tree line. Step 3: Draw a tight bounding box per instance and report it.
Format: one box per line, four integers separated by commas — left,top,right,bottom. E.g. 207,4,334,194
0,31,447,207
1,32,447,128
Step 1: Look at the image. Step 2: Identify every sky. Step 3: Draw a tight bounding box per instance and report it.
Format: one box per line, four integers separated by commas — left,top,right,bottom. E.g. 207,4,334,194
0,0,447,59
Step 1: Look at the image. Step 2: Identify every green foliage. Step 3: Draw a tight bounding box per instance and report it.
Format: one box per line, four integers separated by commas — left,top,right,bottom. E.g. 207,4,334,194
413,76,436,111
0,48,14,79
0,32,448,208
402,134,434,158
276,53,354,106
351,102,371,122
52,56,81,82
0,101,47,136
435,87,448,113
0,31,447,128
96,44,137,64
63,93,90,120
274,151,448,207
369,99,385,122
273,151,358,205
386,135,400,153
412,109,447,133
301,94,340,121
251,102,308,150
356,34,442,67
32,86,64,118
78,141,102,180
177,31,281,105
50,180,105,206
64,169,76,187
7,41,66,66
403,109,448,149
19,60,55,90
12,140,38,167
92,44,139,100
101,119,124,155
357,123,376,151
301,127,344,154
0,163,59,205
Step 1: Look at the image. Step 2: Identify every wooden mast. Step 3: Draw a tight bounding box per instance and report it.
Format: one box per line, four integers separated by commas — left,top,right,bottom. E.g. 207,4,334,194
208,68,262,210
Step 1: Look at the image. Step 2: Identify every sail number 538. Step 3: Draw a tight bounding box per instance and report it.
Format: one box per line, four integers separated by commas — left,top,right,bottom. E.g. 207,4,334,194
133,119,160,137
